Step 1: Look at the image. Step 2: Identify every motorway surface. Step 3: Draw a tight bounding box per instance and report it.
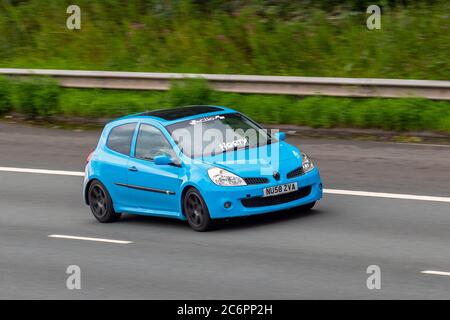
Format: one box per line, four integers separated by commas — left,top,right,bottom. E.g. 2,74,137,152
0,121,449,299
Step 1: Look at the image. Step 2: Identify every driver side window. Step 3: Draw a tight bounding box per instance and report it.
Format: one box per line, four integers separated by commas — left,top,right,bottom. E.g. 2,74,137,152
135,124,175,160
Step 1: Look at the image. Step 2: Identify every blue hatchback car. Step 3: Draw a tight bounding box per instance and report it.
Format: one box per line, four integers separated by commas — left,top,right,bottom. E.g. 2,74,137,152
84,105,322,231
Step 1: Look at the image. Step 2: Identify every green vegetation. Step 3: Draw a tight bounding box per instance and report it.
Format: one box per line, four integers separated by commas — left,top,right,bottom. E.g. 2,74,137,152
14,77,60,118
0,76,12,114
0,0,448,79
1,77,449,133
0,1,449,133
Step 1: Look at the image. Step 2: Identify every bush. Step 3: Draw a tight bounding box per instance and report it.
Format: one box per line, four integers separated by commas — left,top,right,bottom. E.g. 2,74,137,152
0,76,12,115
48,86,450,134
15,77,60,118
35,77,60,117
167,78,215,107
16,79,40,118
58,88,167,118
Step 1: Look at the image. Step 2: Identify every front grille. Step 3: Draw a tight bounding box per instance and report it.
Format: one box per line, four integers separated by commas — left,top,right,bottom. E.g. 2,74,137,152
241,186,312,208
243,177,269,185
287,166,303,179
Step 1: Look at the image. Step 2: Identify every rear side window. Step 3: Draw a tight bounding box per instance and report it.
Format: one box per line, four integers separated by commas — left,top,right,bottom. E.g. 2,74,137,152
106,123,136,155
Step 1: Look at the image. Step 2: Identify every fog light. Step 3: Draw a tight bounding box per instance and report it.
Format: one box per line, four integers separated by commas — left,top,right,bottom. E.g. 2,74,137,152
224,201,232,208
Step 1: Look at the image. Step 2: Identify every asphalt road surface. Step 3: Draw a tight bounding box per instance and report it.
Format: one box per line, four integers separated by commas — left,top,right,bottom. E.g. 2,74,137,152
0,121,449,299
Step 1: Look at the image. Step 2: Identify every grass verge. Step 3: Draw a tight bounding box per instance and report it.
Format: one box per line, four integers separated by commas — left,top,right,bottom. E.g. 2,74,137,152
0,0,449,80
1,77,449,134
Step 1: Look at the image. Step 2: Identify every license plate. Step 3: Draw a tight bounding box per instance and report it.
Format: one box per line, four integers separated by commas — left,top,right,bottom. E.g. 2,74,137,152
263,182,298,197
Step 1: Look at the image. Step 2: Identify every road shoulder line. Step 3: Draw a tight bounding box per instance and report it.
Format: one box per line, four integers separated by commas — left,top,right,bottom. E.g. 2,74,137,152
1,166,449,203
48,234,133,244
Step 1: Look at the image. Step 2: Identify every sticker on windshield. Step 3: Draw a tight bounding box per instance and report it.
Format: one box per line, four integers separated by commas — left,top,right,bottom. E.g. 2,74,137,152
189,115,225,126
218,138,248,152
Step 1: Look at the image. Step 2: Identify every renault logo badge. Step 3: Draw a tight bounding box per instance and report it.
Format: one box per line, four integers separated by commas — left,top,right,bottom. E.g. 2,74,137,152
273,171,280,181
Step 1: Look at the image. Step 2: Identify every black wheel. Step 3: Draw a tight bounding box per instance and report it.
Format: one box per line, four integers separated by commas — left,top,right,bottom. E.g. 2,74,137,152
183,188,214,232
88,181,121,223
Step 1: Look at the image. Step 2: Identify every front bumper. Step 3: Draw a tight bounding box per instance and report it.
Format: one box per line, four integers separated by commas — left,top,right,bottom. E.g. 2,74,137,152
201,167,323,219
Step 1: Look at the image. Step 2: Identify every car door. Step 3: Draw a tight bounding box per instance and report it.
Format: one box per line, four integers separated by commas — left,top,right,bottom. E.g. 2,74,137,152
98,122,136,210
127,122,183,216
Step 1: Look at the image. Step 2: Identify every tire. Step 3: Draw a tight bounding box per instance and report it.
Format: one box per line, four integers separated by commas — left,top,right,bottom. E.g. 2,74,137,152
88,180,121,223
183,188,214,232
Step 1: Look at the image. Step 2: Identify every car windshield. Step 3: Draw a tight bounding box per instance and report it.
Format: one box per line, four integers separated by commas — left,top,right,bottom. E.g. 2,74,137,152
166,113,274,159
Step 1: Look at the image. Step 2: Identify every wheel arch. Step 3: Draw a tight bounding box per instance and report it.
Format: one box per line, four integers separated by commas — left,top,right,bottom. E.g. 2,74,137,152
179,183,203,218
84,178,100,205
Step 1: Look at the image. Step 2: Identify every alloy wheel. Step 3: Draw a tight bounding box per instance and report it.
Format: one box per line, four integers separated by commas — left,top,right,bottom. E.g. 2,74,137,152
185,193,205,227
90,185,108,218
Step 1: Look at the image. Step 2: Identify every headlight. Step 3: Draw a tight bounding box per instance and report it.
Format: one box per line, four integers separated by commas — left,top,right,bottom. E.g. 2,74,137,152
208,167,247,186
302,152,314,173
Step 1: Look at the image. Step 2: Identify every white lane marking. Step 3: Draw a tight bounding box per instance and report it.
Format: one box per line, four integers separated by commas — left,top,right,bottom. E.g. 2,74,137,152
324,189,450,203
0,166,449,203
48,234,133,244
421,270,450,276
0,166,84,176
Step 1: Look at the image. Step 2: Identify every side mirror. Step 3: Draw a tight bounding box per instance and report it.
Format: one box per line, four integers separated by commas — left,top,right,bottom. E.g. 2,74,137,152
154,154,172,165
274,131,286,141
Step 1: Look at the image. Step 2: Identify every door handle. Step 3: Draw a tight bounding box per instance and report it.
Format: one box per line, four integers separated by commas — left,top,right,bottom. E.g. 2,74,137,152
128,166,138,172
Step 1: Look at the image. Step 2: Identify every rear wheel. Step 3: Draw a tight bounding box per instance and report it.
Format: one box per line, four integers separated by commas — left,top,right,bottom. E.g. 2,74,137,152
183,188,214,232
88,181,121,223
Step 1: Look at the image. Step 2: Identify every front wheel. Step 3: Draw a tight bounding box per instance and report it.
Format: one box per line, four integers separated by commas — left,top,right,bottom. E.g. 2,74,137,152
183,188,214,232
88,181,121,223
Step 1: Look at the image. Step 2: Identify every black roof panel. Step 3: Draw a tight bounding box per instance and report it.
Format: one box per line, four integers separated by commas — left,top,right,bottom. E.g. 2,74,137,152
141,106,224,121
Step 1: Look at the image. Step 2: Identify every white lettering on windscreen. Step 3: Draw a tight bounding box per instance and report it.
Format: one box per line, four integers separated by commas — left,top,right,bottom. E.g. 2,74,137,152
219,138,248,152
189,115,225,125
